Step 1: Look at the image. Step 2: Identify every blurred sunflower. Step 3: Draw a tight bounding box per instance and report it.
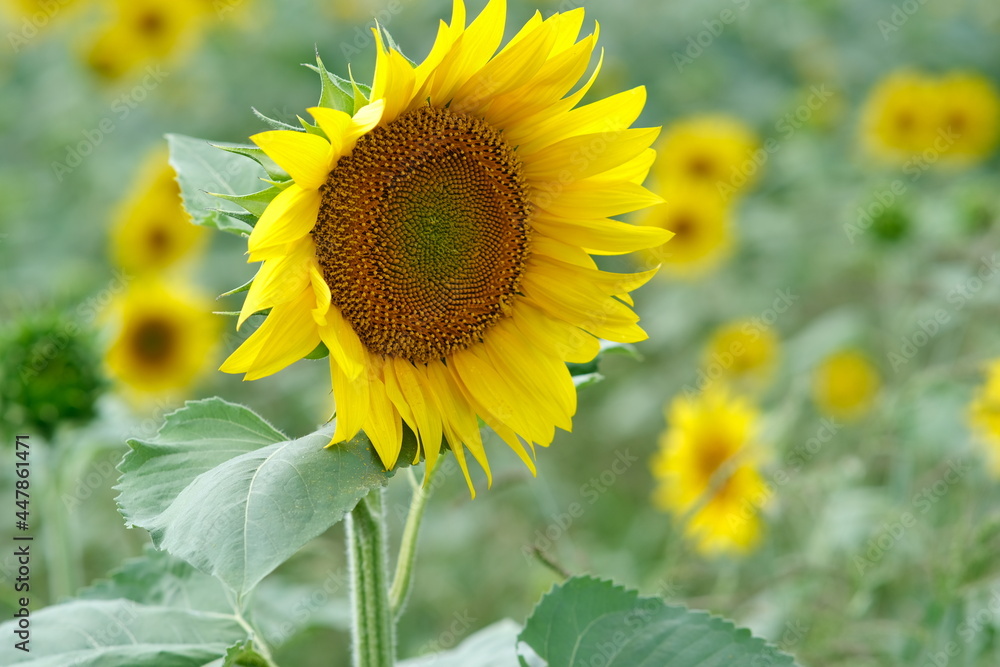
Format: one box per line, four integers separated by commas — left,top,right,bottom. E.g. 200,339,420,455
637,184,732,277
702,319,779,391
105,279,218,395
861,69,1000,166
811,349,880,420
221,0,668,492
651,386,767,555
655,114,760,201
0,313,106,440
110,150,205,275
861,70,939,162
934,72,1000,164
969,360,1000,476
85,0,204,79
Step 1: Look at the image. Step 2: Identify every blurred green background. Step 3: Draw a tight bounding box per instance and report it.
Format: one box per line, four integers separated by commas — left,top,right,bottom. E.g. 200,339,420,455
2,0,1000,665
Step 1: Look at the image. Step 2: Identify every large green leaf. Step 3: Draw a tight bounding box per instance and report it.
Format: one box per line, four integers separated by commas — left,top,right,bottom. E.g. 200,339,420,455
518,577,798,667
78,546,232,614
117,398,410,596
166,134,268,236
0,599,245,667
400,620,522,667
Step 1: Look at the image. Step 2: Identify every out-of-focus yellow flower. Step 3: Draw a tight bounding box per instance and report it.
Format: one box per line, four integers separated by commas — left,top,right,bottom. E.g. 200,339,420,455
811,349,880,420
651,386,767,556
85,0,204,79
105,278,219,395
110,150,205,275
638,184,733,278
655,115,760,201
702,319,779,392
861,70,939,160
969,360,1000,476
861,69,1000,166
935,72,1000,164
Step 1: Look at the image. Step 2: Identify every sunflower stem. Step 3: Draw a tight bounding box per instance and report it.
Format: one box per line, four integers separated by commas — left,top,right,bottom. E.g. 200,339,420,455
347,488,395,667
389,463,437,618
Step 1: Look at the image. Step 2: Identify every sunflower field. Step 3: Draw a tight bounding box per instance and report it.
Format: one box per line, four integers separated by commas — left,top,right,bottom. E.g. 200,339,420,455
2,0,1000,665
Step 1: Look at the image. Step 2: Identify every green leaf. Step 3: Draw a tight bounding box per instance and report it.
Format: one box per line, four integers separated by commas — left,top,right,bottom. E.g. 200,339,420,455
251,107,301,132
567,340,641,378
572,372,604,389
212,184,285,218
400,620,522,666
116,398,413,596
306,51,355,114
200,640,271,667
211,142,286,181
518,577,798,667
0,599,245,666
167,134,267,236
78,546,232,614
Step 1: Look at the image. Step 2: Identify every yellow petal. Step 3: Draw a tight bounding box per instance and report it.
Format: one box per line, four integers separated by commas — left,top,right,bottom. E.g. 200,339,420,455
522,127,660,183
535,180,663,219
370,30,416,124
450,17,555,116
250,130,332,190
521,271,648,343
330,357,370,444
390,359,444,474
221,288,321,380
530,254,659,296
238,239,315,328
308,106,351,155
511,301,600,364
247,185,321,258
317,306,366,381
366,371,403,469
532,214,673,255
524,86,647,149
427,0,507,103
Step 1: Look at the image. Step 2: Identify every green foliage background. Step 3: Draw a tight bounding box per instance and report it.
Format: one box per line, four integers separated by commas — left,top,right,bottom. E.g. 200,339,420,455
2,0,1000,665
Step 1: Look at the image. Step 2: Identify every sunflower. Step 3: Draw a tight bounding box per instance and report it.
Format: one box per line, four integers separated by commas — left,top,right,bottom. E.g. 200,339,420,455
86,0,203,79
862,69,1000,166
651,386,767,555
636,184,732,277
811,349,880,421
934,72,1000,164
106,278,219,395
701,318,779,392
969,360,1000,476
860,70,940,162
654,114,760,201
220,0,668,493
110,149,206,275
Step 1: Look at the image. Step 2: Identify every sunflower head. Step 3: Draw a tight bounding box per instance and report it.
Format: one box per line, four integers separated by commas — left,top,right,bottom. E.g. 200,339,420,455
111,149,206,275
935,71,1000,164
86,0,204,79
861,69,1000,166
0,312,106,440
811,349,880,421
217,0,668,493
651,386,766,555
638,184,732,278
702,318,779,391
105,278,219,396
655,114,760,200
861,70,940,162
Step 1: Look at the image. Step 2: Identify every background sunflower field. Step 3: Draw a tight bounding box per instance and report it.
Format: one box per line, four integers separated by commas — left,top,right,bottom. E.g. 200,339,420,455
2,0,1000,665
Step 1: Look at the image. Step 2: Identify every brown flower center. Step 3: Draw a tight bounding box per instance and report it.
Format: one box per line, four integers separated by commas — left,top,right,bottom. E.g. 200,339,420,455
312,106,531,363
131,317,176,366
